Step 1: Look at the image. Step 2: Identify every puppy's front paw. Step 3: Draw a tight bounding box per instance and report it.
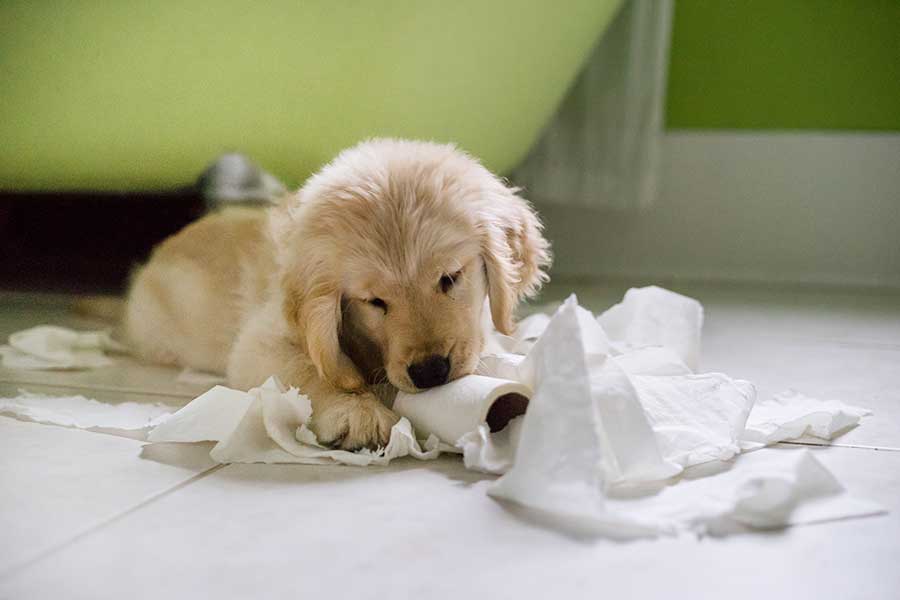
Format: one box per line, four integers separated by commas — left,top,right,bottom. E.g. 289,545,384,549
311,393,400,451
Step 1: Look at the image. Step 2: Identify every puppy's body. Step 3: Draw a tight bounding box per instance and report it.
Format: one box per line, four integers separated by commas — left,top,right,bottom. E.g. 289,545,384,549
125,207,273,374
125,139,550,449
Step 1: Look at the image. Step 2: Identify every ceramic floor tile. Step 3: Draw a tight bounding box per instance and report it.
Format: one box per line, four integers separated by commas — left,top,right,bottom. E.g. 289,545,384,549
0,418,217,576
1,446,896,600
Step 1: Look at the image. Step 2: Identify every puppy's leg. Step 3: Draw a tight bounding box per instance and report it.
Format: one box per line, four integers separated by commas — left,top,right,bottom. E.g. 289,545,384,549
305,385,399,451
227,304,399,450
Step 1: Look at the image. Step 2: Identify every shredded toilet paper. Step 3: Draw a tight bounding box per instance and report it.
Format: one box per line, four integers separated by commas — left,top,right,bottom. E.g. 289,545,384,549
0,392,173,440
458,416,524,475
743,390,872,445
0,325,126,370
0,286,881,538
633,373,756,467
597,447,883,537
599,285,704,371
149,377,442,467
486,296,880,536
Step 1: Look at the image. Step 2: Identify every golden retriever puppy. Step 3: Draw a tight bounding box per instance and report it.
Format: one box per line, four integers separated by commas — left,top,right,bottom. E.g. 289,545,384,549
124,139,550,449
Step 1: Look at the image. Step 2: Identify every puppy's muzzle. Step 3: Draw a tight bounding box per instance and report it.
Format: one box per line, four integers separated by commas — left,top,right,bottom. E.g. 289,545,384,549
407,355,450,389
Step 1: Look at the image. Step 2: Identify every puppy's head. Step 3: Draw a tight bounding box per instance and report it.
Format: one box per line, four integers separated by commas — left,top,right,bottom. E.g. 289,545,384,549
271,139,550,393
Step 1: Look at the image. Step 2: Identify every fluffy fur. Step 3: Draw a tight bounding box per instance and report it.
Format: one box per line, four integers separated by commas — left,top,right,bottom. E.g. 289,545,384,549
124,139,551,449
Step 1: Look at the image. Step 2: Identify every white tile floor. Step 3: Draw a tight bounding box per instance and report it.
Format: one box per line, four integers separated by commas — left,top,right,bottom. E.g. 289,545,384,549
1,282,899,599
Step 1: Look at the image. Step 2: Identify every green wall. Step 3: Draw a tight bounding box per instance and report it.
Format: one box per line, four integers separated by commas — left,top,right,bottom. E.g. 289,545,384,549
666,0,900,131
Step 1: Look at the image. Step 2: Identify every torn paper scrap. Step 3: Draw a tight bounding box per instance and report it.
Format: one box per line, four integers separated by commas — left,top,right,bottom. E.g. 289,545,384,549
598,286,703,371
150,377,441,467
719,449,878,530
459,416,524,475
393,375,530,446
489,295,682,536
472,295,751,478
599,449,884,537
210,394,438,467
634,373,756,467
463,369,759,476
743,390,871,445
0,392,174,440
515,296,680,483
147,385,252,443
506,312,552,354
612,347,692,377
488,295,637,534
513,313,550,346
1,325,126,370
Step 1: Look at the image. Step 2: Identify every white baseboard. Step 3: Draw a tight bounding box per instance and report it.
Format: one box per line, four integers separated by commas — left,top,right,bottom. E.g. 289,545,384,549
537,131,900,289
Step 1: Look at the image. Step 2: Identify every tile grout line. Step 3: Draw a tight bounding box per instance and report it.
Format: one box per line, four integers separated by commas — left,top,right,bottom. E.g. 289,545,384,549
0,463,226,581
779,441,900,453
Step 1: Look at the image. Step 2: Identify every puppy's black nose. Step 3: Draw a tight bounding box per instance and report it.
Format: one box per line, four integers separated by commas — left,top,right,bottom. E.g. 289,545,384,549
407,355,451,389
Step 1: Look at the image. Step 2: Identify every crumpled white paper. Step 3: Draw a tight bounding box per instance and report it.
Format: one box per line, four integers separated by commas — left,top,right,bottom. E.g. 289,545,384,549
458,416,524,475
498,286,703,369
485,295,881,537
489,296,677,533
599,447,884,537
0,392,173,440
599,286,704,370
149,377,442,467
633,373,755,467
467,288,870,477
0,325,126,370
742,390,872,445
471,292,754,477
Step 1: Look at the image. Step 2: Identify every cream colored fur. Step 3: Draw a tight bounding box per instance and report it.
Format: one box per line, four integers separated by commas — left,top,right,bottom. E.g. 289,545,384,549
124,139,550,450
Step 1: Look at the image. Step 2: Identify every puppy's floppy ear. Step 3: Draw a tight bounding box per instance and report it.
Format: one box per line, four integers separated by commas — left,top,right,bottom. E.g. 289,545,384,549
480,184,551,335
271,196,365,392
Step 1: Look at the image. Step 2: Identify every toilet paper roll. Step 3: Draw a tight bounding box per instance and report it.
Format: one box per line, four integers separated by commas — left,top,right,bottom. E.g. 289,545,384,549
393,375,531,446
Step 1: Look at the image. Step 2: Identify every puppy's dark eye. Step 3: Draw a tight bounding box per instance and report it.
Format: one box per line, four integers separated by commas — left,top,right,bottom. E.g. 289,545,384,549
368,297,387,312
439,271,462,293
